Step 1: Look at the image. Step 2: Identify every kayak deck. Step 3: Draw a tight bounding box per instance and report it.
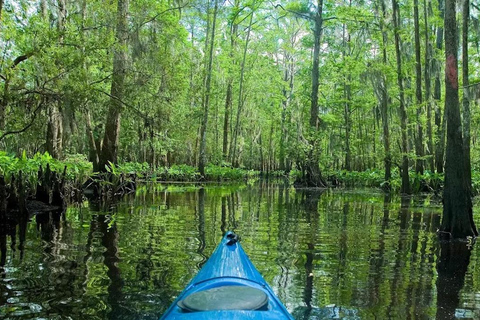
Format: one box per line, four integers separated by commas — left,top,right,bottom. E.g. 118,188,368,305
160,232,293,319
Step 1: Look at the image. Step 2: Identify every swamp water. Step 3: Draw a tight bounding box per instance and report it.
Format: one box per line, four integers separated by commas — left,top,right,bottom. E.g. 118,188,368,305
0,182,480,319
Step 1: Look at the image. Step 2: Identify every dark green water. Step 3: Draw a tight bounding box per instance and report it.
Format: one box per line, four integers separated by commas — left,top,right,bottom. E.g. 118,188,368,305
1,182,480,319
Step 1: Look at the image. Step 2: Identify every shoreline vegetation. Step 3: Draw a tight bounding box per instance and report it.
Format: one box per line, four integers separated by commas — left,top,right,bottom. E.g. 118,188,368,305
0,151,467,205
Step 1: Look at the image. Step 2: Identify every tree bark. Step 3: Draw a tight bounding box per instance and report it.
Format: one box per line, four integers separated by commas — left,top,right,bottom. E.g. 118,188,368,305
57,0,66,34
40,0,48,19
413,0,424,174
462,0,471,189
198,0,218,176
0,76,9,131
85,110,100,171
377,0,391,186
279,54,294,172
424,0,434,172
230,8,254,166
40,0,64,159
440,0,477,239
343,14,352,171
0,0,8,129
434,0,445,173
310,0,323,130
223,1,239,162
392,0,411,194
305,0,326,187
46,104,63,159
223,79,233,161
99,0,129,171
0,0,3,22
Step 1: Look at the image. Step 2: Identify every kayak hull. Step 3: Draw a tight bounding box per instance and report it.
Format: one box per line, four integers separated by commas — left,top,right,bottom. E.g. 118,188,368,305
160,232,293,319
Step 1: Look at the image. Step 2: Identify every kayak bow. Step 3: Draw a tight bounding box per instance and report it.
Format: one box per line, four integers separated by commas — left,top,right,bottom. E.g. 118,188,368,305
160,231,294,319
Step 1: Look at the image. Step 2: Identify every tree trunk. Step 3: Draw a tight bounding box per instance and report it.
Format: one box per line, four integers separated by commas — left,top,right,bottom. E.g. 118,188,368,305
392,0,411,194
279,49,294,172
434,0,445,173
99,0,129,171
380,0,391,185
440,0,477,239
343,18,352,171
0,0,15,128
0,0,4,22
198,0,218,176
230,9,254,166
309,1,323,130
42,0,64,159
279,68,289,172
424,0,434,172
305,0,326,187
344,78,352,171
40,0,48,19
413,0,424,174
259,132,264,171
85,110,100,171
462,0,471,189
57,0,66,33
223,2,239,162
46,103,63,159
223,79,233,161
0,75,9,130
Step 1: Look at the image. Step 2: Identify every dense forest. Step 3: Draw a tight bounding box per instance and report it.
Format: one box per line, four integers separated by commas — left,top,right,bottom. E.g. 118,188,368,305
1,0,479,188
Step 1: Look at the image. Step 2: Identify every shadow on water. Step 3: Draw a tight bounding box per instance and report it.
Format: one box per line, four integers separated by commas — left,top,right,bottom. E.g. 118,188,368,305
436,241,472,320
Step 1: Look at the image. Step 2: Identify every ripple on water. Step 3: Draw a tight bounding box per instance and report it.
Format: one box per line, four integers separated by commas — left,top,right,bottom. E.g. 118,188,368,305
0,302,43,317
1,185,479,319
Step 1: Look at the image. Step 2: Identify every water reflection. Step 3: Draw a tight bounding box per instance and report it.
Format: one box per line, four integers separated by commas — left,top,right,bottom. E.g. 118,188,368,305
0,183,479,319
436,241,472,320
196,188,206,268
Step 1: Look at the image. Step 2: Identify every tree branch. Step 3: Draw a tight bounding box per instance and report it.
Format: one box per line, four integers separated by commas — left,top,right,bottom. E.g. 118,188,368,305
137,5,189,29
463,81,480,89
0,52,35,81
88,74,112,86
96,88,152,122
12,53,34,68
274,4,313,21
0,103,42,141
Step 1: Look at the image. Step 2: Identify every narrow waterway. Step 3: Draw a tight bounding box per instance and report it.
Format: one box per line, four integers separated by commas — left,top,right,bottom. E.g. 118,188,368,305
1,182,479,319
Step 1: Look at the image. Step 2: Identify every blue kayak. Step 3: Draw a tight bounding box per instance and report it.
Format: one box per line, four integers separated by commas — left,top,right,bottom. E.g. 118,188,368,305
160,231,294,319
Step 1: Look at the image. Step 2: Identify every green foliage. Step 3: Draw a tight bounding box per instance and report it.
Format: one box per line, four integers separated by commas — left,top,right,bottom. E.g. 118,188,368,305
164,164,201,181
472,171,480,195
205,164,259,181
411,171,444,193
330,169,447,195
334,169,385,188
284,1,310,14
0,151,92,194
0,0,471,199
105,161,149,177
151,164,260,182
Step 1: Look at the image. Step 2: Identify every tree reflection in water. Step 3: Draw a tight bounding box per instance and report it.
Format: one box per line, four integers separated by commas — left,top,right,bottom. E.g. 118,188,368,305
302,189,324,319
436,240,472,320
0,184,479,319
